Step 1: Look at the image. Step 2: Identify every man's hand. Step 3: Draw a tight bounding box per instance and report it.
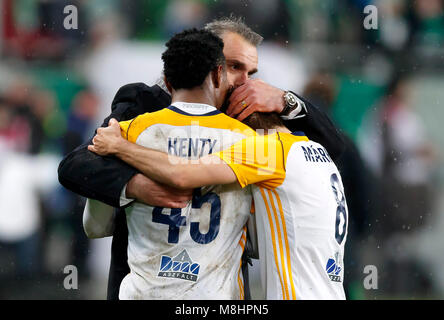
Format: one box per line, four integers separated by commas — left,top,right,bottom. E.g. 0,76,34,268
126,173,192,208
88,118,126,155
88,118,192,208
226,79,285,121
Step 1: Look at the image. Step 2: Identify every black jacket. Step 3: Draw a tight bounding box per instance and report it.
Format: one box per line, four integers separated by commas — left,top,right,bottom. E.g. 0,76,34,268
58,82,344,300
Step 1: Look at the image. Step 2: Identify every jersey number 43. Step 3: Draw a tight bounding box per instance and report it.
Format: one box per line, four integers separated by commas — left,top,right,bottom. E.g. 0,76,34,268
152,190,221,245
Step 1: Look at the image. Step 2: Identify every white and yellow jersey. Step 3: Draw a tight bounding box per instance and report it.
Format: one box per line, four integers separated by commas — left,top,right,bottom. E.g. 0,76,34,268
118,102,256,300
215,131,348,300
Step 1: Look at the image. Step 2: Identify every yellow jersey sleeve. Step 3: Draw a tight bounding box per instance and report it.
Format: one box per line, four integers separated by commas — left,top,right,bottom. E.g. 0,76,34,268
214,134,287,189
119,119,133,140
118,112,157,142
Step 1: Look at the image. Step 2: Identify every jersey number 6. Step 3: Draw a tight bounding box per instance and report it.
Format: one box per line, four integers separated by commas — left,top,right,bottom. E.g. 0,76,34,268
330,173,348,245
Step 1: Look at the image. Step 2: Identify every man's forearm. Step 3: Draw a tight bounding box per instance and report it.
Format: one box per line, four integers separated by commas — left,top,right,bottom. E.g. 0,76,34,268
112,140,235,189
114,140,186,188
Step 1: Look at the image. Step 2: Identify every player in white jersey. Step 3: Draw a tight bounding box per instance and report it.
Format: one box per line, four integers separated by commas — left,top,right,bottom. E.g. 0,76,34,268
90,111,348,300
87,29,257,299
116,103,255,300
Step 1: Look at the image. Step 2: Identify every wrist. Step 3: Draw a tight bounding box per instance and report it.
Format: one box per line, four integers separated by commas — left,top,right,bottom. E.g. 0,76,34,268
125,173,141,199
120,182,135,206
125,185,136,199
114,138,129,157
275,89,286,113
280,91,300,118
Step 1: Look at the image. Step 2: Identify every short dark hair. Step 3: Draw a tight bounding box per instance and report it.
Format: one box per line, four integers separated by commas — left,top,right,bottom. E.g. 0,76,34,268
204,15,263,47
242,112,284,130
162,28,225,90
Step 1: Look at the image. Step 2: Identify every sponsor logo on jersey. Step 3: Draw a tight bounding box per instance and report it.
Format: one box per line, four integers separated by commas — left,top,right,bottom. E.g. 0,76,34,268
325,252,342,282
158,249,200,282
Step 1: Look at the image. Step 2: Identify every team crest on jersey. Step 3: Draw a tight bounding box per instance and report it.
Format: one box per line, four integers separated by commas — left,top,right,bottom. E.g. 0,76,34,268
158,249,200,282
325,252,342,282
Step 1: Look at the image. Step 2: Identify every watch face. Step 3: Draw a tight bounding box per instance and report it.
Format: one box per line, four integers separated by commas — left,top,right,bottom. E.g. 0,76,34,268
286,92,297,106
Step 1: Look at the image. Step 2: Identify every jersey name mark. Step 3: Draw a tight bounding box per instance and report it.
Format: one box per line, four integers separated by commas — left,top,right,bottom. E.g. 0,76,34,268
168,137,218,158
301,145,332,163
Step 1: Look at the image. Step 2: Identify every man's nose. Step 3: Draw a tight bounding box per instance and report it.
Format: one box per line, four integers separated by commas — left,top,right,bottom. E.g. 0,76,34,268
235,72,249,86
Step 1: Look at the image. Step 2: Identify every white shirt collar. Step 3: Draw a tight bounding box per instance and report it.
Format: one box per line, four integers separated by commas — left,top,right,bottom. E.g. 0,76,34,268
171,101,218,115
155,76,219,115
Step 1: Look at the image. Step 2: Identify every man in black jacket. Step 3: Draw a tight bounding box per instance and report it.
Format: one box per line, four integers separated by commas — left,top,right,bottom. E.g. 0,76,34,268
58,17,344,300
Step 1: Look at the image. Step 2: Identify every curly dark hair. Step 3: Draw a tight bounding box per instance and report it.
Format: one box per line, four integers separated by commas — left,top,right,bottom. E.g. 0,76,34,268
161,28,225,90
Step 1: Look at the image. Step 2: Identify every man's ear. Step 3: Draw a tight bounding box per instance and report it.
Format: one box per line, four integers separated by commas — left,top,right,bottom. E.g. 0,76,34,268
164,76,173,93
211,65,223,89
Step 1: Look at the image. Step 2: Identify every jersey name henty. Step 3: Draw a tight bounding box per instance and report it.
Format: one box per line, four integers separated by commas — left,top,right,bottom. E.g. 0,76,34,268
215,132,348,300
118,103,255,300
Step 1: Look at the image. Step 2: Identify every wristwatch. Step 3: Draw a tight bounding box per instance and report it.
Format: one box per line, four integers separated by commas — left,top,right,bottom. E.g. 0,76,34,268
280,91,302,119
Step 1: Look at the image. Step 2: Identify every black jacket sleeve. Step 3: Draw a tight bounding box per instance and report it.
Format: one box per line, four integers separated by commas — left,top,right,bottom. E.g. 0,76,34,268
283,92,345,162
57,83,171,208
